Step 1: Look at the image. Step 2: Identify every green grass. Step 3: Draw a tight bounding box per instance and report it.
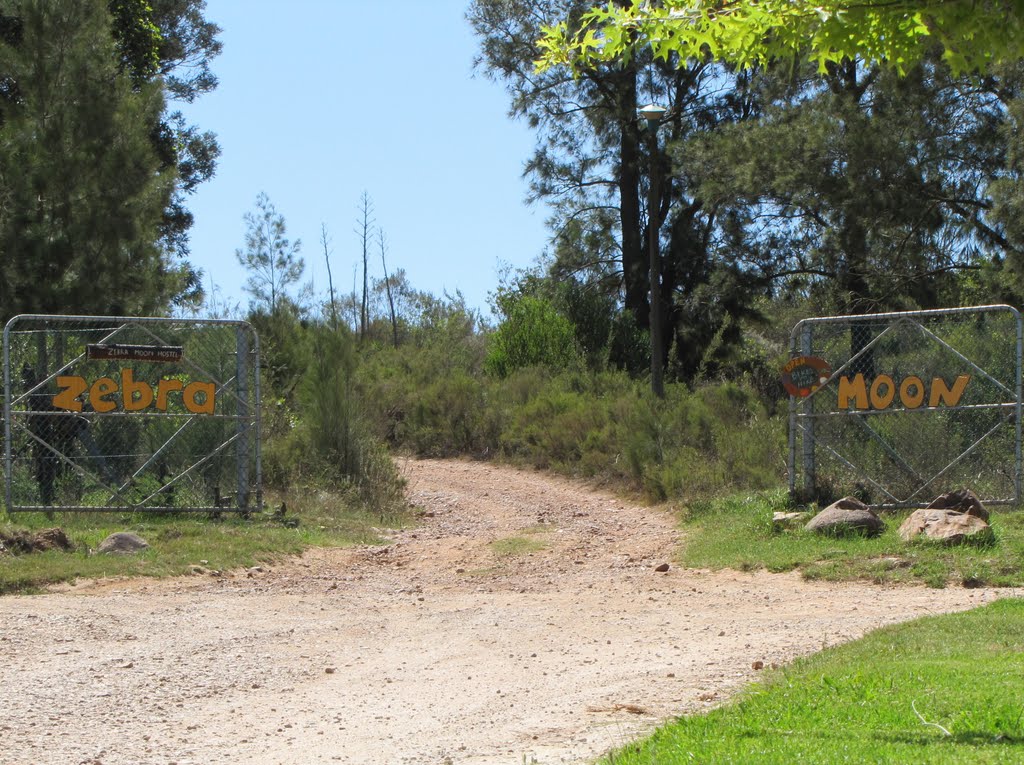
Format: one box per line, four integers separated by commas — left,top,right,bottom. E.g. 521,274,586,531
491,535,549,557
0,486,401,594
680,489,1024,587
603,598,1024,765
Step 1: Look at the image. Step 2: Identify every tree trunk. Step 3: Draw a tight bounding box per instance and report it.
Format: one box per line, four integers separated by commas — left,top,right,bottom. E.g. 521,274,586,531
615,66,648,331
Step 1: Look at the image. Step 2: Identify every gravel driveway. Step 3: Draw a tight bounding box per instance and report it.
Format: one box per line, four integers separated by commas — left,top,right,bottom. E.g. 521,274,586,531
0,458,1010,764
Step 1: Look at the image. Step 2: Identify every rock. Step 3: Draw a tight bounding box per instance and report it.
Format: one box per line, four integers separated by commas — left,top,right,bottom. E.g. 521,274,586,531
805,497,884,537
925,488,989,521
32,528,74,551
0,527,73,554
751,660,765,670
898,509,993,545
772,511,810,530
654,563,670,572
97,532,149,555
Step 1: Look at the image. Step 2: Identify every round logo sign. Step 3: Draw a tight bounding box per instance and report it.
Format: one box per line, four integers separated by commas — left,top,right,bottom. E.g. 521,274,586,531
781,356,832,398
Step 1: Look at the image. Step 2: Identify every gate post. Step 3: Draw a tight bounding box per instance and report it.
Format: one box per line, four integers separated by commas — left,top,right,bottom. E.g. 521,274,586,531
235,326,250,512
3,320,11,512
801,323,816,496
1016,312,1023,503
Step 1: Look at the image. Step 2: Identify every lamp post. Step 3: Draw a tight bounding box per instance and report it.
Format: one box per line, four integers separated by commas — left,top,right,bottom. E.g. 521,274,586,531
639,103,667,398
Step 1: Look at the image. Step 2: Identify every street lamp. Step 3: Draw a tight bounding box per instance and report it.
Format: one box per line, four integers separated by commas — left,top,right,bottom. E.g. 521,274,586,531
639,104,667,398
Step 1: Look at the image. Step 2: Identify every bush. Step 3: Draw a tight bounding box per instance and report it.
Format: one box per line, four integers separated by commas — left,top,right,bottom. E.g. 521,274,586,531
485,296,581,377
263,324,404,515
356,297,787,505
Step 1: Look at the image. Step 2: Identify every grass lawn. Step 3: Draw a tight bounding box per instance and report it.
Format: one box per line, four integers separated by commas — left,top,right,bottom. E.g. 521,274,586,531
603,598,1024,764
0,486,402,594
680,490,1024,588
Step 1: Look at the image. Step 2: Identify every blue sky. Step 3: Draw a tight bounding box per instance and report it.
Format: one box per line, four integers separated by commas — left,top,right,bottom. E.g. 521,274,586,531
179,0,550,316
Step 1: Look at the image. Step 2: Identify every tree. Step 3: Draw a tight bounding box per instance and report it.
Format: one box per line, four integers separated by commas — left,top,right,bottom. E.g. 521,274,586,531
236,193,304,314
321,223,339,331
536,1,1024,77
706,58,1019,305
379,228,399,348
355,192,374,340
109,0,222,264
0,0,184,319
482,0,1024,394
0,0,222,320
147,0,222,103
471,0,769,383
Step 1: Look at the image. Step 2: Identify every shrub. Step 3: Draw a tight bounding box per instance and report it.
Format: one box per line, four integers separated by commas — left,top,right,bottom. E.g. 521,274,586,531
266,325,404,514
485,296,581,377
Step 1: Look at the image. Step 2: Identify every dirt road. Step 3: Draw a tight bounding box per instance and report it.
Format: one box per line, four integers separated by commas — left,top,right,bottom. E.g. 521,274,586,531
0,459,1012,765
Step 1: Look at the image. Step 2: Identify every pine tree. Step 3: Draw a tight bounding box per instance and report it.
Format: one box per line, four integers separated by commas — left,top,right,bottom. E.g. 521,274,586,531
235,193,304,315
0,0,183,320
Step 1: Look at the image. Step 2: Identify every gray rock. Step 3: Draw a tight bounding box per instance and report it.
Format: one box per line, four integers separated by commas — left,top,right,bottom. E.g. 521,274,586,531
805,497,884,537
97,532,150,555
925,488,989,521
898,509,993,545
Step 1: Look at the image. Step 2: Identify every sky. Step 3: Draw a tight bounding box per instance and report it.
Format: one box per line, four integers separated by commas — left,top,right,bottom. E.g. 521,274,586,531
178,0,550,317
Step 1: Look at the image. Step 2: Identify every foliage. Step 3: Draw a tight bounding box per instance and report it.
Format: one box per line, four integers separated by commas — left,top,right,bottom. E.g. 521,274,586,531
536,0,1024,77
479,0,1024,399
236,192,305,314
0,0,182,320
603,598,1024,764
107,0,161,83
124,0,223,264
246,301,310,403
244,306,406,521
148,0,222,103
472,0,779,382
362,318,786,501
0,0,221,319
295,324,404,511
357,292,496,456
687,57,1020,314
485,294,581,377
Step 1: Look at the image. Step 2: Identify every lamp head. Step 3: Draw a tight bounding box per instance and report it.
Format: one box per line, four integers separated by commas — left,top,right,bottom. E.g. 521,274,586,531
638,103,667,123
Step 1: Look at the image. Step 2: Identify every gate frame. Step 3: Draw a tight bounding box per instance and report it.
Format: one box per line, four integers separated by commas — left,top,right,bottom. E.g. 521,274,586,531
787,304,1023,508
3,313,262,514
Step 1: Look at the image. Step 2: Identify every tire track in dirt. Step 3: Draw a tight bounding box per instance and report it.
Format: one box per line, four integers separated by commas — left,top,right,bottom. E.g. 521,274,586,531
0,458,1014,764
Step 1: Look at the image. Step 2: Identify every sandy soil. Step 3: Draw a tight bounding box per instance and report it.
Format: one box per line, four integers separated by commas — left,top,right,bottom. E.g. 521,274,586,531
0,458,1015,765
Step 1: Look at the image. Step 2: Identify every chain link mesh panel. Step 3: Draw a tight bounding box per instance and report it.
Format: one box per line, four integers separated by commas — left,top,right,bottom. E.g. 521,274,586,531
3,315,260,513
788,305,1022,507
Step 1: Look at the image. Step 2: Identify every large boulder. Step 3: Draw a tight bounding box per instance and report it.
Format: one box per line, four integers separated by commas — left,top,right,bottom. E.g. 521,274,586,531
97,532,149,555
925,488,989,521
898,509,993,545
805,497,885,537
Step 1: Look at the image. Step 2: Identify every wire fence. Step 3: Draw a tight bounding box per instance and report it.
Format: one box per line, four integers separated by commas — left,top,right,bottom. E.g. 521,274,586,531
3,315,260,513
788,305,1022,508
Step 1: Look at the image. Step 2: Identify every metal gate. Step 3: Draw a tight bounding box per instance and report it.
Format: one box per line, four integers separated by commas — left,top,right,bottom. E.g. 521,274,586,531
788,305,1022,508
3,315,260,513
